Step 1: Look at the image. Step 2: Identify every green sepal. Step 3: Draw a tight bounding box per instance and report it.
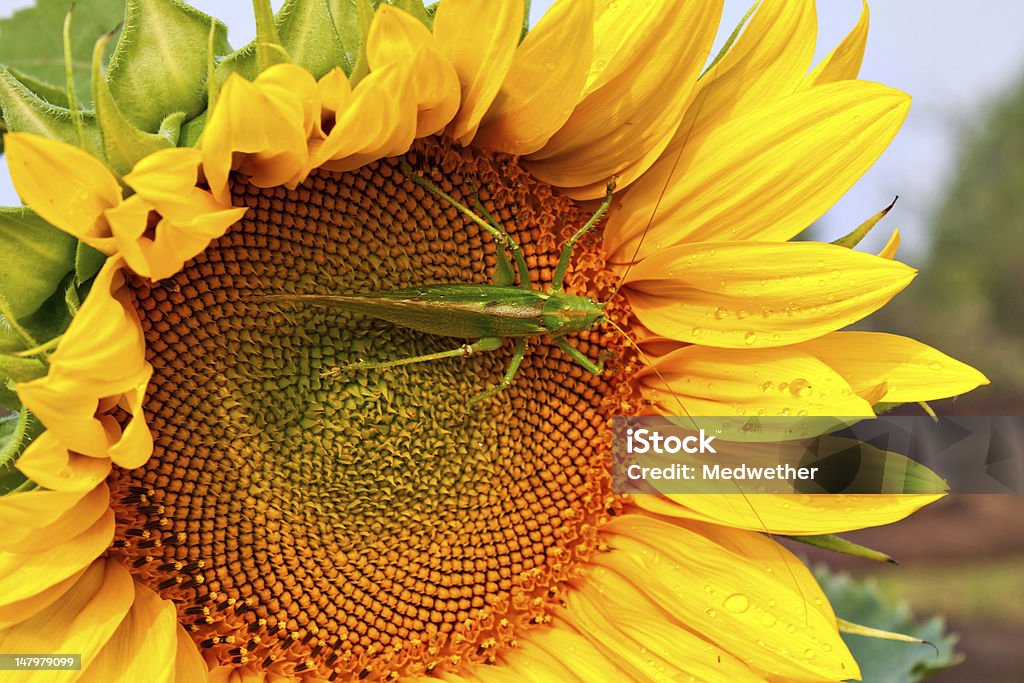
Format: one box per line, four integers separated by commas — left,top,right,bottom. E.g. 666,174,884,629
92,32,180,174
701,1,757,79
329,0,376,83
784,533,897,564
277,0,349,78
834,196,899,249
815,567,961,683
105,0,230,133
0,207,76,321
178,109,207,148
0,407,43,496
5,65,70,107
75,241,108,285
387,0,431,26
520,0,531,41
213,45,259,90
0,66,100,149
0,354,47,384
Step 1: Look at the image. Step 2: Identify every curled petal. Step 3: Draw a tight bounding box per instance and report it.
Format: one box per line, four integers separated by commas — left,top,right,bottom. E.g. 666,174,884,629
433,0,523,144
799,332,990,403
15,431,112,492
202,64,318,203
623,241,916,348
17,259,152,462
313,62,419,172
4,132,122,253
367,6,460,137
475,0,595,155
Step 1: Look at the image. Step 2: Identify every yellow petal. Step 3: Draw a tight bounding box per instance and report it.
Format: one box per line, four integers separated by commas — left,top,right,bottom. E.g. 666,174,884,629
595,515,859,681
563,584,764,682
2,483,109,553
80,580,179,683
604,81,911,261
433,0,523,144
16,431,112,492
623,241,916,348
639,344,874,417
4,132,122,253
0,566,87,630
175,624,208,682
633,491,942,535
315,67,354,138
17,259,152,460
474,0,594,155
201,65,316,203
512,621,632,682
0,487,90,529
0,558,135,672
526,0,722,197
804,0,869,86
312,61,418,172
799,332,990,403
367,6,460,137
0,508,114,605
879,228,901,259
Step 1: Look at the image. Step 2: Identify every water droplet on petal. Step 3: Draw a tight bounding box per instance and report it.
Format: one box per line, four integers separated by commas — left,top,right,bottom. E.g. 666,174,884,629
713,307,730,320
724,593,750,613
761,381,774,393
789,378,813,397
743,331,758,345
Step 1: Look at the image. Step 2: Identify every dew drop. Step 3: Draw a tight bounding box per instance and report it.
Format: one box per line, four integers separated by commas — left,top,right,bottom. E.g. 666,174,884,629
58,468,72,479
705,608,718,618
713,306,730,320
760,613,777,627
691,327,703,337
760,381,775,393
736,309,749,319
743,331,758,345
723,593,750,614
789,378,813,398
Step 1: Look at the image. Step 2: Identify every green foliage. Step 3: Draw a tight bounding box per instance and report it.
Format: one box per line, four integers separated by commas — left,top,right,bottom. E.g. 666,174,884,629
816,567,961,683
0,407,41,494
0,0,125,107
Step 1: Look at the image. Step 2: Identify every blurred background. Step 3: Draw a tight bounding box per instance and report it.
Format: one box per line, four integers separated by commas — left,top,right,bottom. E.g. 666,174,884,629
1,1,1022,681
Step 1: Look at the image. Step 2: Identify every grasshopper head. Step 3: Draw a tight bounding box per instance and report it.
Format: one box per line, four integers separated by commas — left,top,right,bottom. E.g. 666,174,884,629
542,293,606,336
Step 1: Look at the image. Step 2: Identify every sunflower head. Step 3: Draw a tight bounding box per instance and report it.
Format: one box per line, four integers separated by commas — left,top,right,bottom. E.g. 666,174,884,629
0,0,987,681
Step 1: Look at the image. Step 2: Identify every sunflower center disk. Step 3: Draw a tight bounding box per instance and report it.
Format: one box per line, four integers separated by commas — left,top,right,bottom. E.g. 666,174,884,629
110,138,638,679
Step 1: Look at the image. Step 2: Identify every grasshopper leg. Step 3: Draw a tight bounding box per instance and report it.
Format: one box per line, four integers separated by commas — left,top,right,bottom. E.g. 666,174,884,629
554,338,608,375
469,338,527,406
321,337,504,378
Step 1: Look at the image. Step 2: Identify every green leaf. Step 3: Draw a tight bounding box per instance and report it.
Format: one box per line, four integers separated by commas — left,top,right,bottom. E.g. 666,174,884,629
277,0,349,78
0,354,46,384
0,207,76,320
75,239,107,285
815,567,962,683
106,0,229,133
0,278,73,354
0,407,42,495
5,64,69,106
0,0,125,108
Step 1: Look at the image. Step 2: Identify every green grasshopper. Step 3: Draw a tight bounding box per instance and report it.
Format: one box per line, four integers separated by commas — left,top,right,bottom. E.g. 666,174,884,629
264,161,616,404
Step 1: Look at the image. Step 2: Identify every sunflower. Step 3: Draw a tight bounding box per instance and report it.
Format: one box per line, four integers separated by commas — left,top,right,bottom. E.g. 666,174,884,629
0,0,988,681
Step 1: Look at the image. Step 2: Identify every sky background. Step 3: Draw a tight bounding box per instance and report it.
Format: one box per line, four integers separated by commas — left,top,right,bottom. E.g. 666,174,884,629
2,0,1024,262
